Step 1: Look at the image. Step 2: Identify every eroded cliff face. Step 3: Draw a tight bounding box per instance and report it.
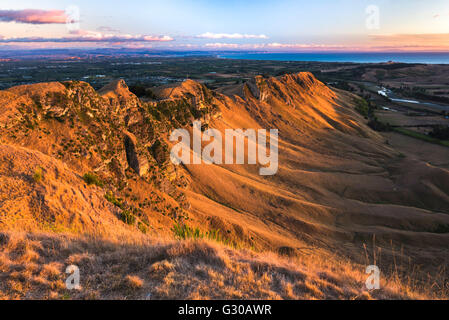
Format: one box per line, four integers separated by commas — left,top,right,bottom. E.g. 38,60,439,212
0,79,196,235
163,72,449,268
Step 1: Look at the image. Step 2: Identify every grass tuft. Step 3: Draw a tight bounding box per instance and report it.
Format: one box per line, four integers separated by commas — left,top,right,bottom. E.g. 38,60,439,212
172,223,237,248
32,167,43,183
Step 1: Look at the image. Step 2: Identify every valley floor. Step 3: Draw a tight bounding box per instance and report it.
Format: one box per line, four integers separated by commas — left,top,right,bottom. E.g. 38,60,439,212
381,131,449,169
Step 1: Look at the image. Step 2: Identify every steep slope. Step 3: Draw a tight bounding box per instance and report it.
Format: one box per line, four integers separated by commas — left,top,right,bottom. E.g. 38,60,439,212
0,144,132,237
174,72,449,268
0,72,448,299
0,79,194,238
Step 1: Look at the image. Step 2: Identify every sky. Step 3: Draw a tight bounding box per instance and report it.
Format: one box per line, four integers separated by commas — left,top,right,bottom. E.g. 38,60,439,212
0,0,449,51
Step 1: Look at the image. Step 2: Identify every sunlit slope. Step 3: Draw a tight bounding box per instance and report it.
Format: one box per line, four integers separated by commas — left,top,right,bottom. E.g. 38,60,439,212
176,73,449,265
0,73,448,299
1,72,448,270
0,144,134,238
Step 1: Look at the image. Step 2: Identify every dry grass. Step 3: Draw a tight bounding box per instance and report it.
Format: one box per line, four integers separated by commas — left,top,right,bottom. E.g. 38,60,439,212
0,231,446,300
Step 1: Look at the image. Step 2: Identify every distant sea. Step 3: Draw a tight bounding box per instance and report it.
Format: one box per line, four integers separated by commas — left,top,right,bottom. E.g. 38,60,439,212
218,52,449,64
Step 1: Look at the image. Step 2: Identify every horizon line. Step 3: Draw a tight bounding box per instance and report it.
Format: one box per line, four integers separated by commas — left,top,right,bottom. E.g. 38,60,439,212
1,48,449,54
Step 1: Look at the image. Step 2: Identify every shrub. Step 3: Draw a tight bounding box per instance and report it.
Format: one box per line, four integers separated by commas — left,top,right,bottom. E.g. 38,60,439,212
33,167,43,183
149,139,168,164
433,223,449,234
119,210,136,225
368,118,391,132
104,191,124,209
138,222,148,234
429,125,449,140
354,98,372,118
82,172,103,187
105,192,138,226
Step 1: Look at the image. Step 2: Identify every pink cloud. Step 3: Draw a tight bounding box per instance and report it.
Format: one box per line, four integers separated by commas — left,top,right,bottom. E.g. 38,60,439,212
200,39,449,52
204,43,240,48
0,30,174,43
369,33,449,47
0,9,70,24
203,42,348,51
96,26,120,33
198,32,268,39
266,43,346,49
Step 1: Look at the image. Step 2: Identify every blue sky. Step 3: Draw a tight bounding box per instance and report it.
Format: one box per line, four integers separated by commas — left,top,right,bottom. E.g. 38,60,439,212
1,0,449,51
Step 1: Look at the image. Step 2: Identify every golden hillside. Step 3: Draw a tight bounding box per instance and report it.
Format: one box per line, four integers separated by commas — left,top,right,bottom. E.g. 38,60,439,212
0,72,448,299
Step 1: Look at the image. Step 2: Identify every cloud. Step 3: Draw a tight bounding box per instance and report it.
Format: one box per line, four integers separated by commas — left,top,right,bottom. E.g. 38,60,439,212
0,9,71,24
0,30,174,43
265,39,449,52
204,43,241,48
197,32,268,39
200,40,449,52
369,33,449,46
203,42,347,50
96,26,120,33
266,43,346,49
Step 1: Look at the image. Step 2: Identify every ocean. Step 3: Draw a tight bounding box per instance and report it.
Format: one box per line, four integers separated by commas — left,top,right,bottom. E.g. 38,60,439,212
218,52,449,64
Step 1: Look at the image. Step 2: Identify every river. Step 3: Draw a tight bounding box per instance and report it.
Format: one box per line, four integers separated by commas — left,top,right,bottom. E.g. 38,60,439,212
377,88,449,112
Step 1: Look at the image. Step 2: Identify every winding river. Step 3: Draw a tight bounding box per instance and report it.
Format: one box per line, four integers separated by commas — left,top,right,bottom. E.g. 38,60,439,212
377,87,449,112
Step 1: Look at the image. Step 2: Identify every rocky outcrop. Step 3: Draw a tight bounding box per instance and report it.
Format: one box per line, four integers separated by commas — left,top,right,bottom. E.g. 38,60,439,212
242,75,269,101
99,79,142,126
123,131,149,177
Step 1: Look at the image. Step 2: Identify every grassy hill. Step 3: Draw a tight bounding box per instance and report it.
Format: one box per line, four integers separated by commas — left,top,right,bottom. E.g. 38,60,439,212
0,73,448,299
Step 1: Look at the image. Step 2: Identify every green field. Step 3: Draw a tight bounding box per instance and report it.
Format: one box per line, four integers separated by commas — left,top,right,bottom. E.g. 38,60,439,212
393,127,449,147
